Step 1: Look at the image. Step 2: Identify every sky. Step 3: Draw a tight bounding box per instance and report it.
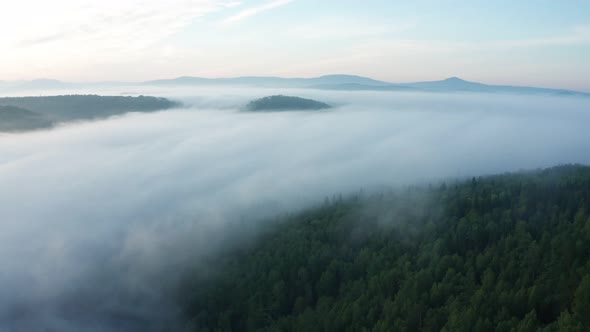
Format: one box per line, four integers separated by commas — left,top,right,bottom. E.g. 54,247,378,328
1,0,589,90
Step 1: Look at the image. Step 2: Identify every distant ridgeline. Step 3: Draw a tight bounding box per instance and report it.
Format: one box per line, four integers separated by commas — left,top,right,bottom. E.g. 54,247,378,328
183,165,590,331
245,95,331,112
0,95,179,132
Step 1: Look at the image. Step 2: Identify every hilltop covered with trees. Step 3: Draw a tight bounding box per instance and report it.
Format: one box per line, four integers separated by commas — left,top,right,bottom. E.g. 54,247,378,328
245,95,331,112
0,95,179,132
182,165,590,331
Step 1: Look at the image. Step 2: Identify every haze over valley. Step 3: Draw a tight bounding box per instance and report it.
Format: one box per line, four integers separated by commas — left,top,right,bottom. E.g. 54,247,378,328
1,83,590,330
2,1,590,331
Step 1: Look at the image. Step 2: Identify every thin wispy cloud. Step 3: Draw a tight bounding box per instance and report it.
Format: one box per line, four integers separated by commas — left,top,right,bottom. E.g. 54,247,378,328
286,19,416,41
369,25,590,57
495,25,590,48
1,0,235,50
222,0,293,25
0,0,240,79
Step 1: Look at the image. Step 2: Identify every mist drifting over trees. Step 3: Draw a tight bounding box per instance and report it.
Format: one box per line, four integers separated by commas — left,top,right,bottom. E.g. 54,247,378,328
0,86,590,330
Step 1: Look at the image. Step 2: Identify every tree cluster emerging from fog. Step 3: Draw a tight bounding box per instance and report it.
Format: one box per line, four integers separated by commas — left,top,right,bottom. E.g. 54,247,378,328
245,95,331,111
185,165,590,332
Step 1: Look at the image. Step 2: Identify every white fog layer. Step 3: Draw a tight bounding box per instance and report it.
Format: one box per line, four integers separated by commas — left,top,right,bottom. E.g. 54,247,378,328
1,88,589,331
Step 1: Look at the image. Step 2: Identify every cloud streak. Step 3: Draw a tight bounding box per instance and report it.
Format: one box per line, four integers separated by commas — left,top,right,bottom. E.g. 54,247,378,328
2,1,225,48
222,0,293,25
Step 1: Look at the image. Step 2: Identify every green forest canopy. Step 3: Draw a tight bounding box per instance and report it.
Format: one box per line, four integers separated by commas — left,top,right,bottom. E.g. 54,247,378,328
0,105,53,132
245,95,331,112
0,95,179,132
182,165,590,332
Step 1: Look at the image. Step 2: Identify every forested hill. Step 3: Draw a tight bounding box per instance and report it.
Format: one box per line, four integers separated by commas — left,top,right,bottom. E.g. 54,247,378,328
0,95,179,132
245,95,331,112
0,105,53,132
182,165,590,331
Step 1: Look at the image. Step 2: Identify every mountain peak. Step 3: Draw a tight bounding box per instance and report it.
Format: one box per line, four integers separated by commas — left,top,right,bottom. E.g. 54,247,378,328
318,74,363,79
444,77,466,82
314,74,391,86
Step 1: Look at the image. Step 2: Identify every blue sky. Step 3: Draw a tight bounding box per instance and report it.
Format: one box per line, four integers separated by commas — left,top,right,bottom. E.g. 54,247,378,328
2,0,589,90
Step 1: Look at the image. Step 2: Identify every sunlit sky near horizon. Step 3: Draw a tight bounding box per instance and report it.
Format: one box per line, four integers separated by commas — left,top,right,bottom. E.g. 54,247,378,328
2,0,589,91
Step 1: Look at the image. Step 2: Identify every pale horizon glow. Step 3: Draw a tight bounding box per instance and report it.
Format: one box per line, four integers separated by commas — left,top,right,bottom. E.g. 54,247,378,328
1,0,589,91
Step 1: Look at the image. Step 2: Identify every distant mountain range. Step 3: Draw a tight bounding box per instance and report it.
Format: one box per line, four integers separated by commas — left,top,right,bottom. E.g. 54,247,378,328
399,77,589,96
144,74,389,88
144,75,590,96
1,75,588,97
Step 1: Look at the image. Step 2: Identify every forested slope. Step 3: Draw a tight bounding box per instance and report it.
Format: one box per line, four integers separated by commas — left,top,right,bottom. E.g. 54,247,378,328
0,105,53,132
245,95,331,111
0,95,179,132
183,165,590,332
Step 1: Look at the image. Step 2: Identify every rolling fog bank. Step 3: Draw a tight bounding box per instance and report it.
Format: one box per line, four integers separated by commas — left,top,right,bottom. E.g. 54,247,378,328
0,88,589,330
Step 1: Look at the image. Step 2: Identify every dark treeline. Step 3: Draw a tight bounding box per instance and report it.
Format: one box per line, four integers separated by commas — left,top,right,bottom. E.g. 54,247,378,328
0,105,53,132
182,165,590,331
0,95,179,132
245,95,331,112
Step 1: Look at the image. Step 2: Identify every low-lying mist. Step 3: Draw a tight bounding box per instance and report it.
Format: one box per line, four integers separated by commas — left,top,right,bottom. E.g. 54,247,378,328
1,87,589,331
